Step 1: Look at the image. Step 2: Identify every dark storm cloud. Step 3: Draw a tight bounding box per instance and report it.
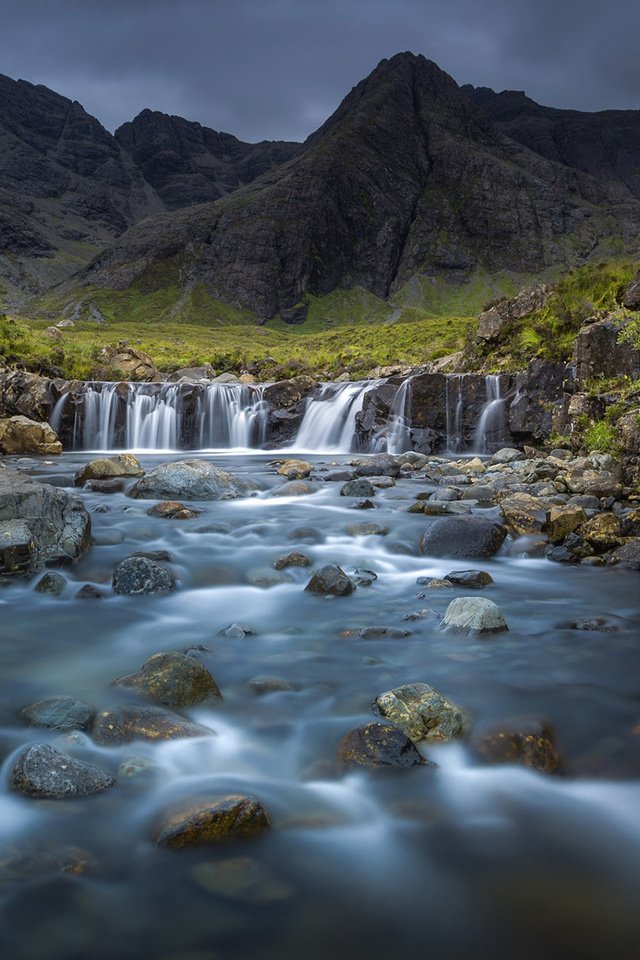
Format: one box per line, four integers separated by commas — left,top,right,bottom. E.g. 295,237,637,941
0,0,638,142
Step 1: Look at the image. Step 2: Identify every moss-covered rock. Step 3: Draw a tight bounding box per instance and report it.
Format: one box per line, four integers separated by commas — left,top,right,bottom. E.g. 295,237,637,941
156,795,271,848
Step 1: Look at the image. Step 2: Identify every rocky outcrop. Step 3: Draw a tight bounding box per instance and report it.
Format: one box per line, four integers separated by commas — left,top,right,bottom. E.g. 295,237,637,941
477,284,553,342
574,316,640,381
0,415,61,455
91,346,161,382
0,465,91,575
129,460,260,500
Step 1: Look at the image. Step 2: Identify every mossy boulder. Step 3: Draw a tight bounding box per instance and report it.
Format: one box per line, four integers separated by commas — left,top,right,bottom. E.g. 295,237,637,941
113,651,222,707
373,683,469,743
156,794,271,848
471,721,561,774
91,705,213,745
74,454,144,486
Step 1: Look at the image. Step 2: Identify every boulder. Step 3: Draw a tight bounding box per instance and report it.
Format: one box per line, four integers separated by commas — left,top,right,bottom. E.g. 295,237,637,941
305,564,355,596
87,479,124,494
276,459,311,480
34,571,66,596
471,721,561,774
546,505,588,543
373,683,469,743
420,515,507,559
622,277,640,310
156,794,271,848
608,539,640,570
618,410,640,454
273,551,310,570
147,501,199,520
500,494,549,537
20,696,95,731
337,722,428,771
477,285,552,343
444,569,494,589
270,480,316,497
91,705,213,745
345,522,388,537
0,519,34,576
112,556,176,596
129,460,259,501
574,316,640,381
0,466,91,573
94,345,161,382
74,454,144,486
248,677,297,695
0,416,62,455
577,513,624,552
350,453,401,478
441,596,508,633
168,363,216,381
263,377,317,409
10,744,115,799
340,479,375,498
113,651,221,707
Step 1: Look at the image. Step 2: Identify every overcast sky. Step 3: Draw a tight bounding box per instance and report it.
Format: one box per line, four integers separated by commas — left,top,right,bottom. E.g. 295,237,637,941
1,0,638,142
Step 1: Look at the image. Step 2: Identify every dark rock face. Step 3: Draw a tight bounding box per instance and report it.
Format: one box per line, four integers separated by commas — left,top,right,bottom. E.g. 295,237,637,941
10,744,114,799
463,85,640,200
81,53,640,321
421,515,507,559
112,557,176,596
337,722,427,771
115,109,301,210
509,361,570,442
574,317,640,381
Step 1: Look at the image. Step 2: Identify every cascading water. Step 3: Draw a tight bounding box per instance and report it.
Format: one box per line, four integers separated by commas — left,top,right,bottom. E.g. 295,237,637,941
197,384,268,448
473,374,508,453
445,374,465,453
290,381,374,452
384,378,413,454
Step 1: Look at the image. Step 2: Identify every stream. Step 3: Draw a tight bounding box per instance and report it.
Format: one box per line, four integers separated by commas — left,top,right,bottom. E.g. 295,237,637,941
1,448,640,960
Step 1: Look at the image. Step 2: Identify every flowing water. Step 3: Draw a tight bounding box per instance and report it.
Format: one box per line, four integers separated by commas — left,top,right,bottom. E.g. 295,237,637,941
473,375,509,454
1,449,640,960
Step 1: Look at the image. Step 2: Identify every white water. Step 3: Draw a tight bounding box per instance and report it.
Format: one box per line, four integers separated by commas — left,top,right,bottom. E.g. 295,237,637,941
445,374,465,453
295,381,373,452
473,374,508,453
384,378,413,454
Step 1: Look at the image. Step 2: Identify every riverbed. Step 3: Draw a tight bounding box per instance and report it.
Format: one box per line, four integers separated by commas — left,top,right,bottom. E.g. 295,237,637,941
1,450,640,960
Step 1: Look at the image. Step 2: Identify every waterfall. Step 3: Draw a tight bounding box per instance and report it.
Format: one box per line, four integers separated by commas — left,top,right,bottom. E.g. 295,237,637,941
445,374,465,453
473,375,508,453
384,378,413,454
294,381,372,452
197,384,268,448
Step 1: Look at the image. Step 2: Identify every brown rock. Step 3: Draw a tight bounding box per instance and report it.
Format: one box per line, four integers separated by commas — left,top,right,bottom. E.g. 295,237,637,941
0,416,62,455
472,721,561,774
75,454,144,486
500,494,549,537
91,705,213,745
147,501,199,520
546,505,588,543
113,651,222,707
276,459,312,480
156,794,271,848
337,722,427,770
578,513,624,552
273,551,310,570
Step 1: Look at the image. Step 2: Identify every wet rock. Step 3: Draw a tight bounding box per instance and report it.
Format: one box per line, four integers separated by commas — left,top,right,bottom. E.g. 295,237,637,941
397,451,428,469
0,416,62,455
351,498,376,510
491,447,525,464
156,794,271,848
248,677,296,695
570,617,618,632
471,721,561,774
441,596,508,633
273,551,310,570
74,584,104,599
129,459,259,501
373,683,469,743
87,478,124,493
340,479,375,498
337,722,428,771
0,467,91,572
305,564,355,596
0,519,34,576
545,505,588,543
10,744,115,799
507,534,548,558
220,623,255,638
147,501,199,520
271,480,316,497
168,363,216,381
117,756,156,779
444,569,494,589
192,856,291,904
20,697,95,732
420,515,507,559
607,539,640,570
34,571,66,596
409,500,471,516
577,513,624,552
345,521,388,537
276,459,311,480
112,557,176,596
500,494,549,536
344,626,411,639
351,454,400,478
91,705,213,745
130,549,173,563
418,578,454,590
74,454,144,486
351,568,377,586
289,527,324,543
263,376,317,409
113,651,222,707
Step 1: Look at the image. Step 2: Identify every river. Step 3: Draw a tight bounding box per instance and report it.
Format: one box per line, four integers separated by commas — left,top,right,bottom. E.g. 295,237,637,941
1,448,640,960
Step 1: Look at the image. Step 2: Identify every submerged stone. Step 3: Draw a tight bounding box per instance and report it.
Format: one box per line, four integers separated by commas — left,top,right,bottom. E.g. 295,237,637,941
91,705,213,745
305,564,355,596
20,696,95,732
112,557,176,596
113,651,222,707
337,722,428,771
156,794,271,848
11,744,115,799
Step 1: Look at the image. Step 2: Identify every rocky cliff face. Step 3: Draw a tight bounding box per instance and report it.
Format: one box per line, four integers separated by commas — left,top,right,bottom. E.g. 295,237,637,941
463,86,640,200
80,53,640,321
115,110,301,210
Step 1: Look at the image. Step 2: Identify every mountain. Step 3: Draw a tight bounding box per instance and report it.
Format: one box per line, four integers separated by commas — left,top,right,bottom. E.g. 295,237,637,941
463,85,640,200
78,52,640,322
115,110,301,209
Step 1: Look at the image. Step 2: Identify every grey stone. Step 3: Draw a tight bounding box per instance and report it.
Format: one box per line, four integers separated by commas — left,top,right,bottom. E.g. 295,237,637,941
10,744,115,799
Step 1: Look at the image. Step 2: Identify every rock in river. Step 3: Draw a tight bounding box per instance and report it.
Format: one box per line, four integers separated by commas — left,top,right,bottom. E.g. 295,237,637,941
305,564,355,596
129,459,259,501
75,454,144,486
441,597,509,634
337,722,428,770
112,557,176,596
471,721,561,774
20,696,95,731
156,794,271,848
373,683,469,743
10,744,115,799
113,651,222,707
420,515,507,559
444,569,494,589
91,705,214,745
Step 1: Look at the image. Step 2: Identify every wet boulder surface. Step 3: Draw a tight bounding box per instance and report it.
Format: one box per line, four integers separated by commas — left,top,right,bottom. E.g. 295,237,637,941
10,744,115,799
